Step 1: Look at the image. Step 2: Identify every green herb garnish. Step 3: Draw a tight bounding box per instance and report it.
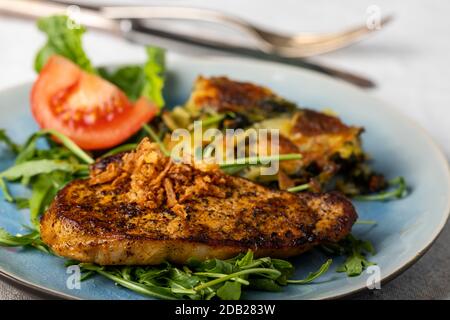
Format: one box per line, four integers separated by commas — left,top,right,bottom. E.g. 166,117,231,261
76,250,331,300
34,15,94,73
219,154,302,175
187,114,226,131
287,183,310,193
101,143,138,158
142,46,166,108
99,46,166,106
0,130,91,228
0,228,49,253
353,176,407,201
142,124,170,156
287,259,332,284
99,65,146,101
322,234,375,277
355,220,377,225
0,129,20,153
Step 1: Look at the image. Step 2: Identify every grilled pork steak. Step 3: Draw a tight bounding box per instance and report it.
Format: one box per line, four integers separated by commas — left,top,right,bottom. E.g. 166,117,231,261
41,139,357,265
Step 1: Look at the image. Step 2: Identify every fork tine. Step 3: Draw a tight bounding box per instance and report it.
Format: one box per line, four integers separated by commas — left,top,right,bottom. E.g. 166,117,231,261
275,15,394,57
290,15,393,45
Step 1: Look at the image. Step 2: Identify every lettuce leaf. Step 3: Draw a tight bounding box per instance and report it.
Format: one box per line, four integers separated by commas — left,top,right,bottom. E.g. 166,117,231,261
98,65,146,101
34,15,94,73
141,46,166,108
99,47,166,108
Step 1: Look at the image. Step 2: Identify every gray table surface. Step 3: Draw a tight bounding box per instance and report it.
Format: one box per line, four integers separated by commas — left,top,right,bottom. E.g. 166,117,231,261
1,0,449,300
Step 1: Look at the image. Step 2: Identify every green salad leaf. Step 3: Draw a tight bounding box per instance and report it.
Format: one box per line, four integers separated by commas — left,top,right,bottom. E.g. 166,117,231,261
142,46,166,108
353,176,407,201
29,172,70,228
98,65,146,101
0,178,13,202
0,129,19,153
34,15,94,73
75,250,331,300
322,234,375,277
0,228,48,253
99,46,166,108
13,197,30,209
287,259,332,284
0,130,91,228
217,281,241,300
0,159,85,181
98,65,145,101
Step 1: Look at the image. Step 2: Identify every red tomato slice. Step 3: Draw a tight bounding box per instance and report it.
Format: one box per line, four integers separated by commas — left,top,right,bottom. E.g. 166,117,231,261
31,55,157,150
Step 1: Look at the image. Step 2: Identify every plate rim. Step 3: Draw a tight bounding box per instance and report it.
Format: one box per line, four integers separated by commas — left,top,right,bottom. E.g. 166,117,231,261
0,55,449,299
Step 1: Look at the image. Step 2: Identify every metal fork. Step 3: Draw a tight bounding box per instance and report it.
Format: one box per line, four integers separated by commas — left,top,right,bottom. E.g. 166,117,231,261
102,6,393,58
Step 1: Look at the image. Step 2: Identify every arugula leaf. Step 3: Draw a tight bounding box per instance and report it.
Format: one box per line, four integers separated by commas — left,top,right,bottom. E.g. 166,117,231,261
0,129,19,153
0,159,84,181
0,228,48,252
199,258,234,274
219,153,302,174
249,278,282,292
271,259,295,285
287,259,332,284
287,183,310,193
29,175,53,228
15,130,93,165
76,253,330,300
34,15,94,73
217,281,241,300
168,268,200,291
235,250,254,269
142,46,166,108
323,234,375,277
353,176,407,201
0,178,13,202
29,172,70,229
15,136,37,164
0,129,91,230
142,124,170,156
135,265,171,286
80,263,178,300
0,228,38,246
14,197,30,209
101,143,137,158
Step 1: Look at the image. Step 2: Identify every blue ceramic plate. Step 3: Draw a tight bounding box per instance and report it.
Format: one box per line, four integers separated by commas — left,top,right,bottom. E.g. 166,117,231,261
0,54,449,300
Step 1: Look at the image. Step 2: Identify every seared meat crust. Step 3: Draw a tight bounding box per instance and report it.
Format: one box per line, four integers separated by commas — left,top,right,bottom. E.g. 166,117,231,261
186,76,297,122
41,139,357,265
